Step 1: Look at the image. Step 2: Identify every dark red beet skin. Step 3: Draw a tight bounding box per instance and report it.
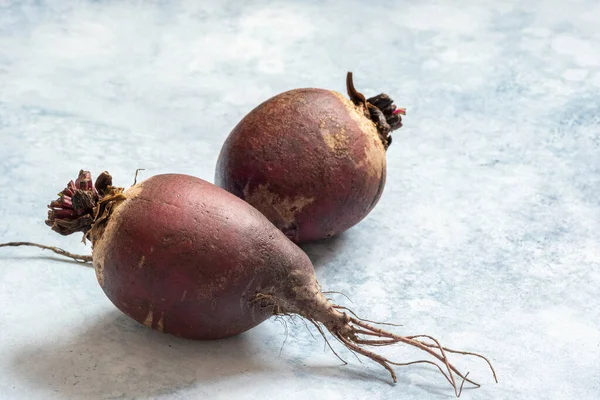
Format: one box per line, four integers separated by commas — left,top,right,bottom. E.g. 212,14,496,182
91,174,314,339
215,73,404,243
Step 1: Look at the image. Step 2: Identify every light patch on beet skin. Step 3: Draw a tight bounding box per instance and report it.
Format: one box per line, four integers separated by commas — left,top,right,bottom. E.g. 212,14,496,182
143,308,153,328
320,117,384,180
156,313,165,332
356,139,386,180
332,91,381,144
243,183,315,226
94,261,105,287
320,124,350,154
137,255,145,268
331,91,386,179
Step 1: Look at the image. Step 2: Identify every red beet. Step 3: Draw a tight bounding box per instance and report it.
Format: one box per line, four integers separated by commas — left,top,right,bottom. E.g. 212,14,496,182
215,72,405,243
0,170,495,395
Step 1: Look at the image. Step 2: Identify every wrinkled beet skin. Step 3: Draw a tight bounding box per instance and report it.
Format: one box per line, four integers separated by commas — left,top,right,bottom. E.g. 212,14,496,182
93,174,316,340
215,88,386,243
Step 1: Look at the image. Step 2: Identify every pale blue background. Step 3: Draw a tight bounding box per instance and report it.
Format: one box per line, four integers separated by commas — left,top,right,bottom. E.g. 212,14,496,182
1,1,599,399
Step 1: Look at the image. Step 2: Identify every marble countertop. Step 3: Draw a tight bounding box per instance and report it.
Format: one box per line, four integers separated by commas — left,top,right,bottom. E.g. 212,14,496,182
1,1,599,399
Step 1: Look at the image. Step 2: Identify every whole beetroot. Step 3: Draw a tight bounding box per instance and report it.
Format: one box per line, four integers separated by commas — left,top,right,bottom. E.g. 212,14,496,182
1,170,495,395
215,72,405,243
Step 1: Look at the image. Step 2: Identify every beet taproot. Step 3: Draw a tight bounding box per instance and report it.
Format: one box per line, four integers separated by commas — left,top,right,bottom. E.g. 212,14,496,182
0,170,496,395
215,72,405,243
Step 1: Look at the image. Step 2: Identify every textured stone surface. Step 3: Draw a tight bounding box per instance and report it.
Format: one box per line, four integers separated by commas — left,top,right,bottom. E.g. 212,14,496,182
1,1,599,399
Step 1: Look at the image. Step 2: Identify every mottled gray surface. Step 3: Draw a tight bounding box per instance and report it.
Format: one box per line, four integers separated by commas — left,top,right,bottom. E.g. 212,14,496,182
1,0,599,399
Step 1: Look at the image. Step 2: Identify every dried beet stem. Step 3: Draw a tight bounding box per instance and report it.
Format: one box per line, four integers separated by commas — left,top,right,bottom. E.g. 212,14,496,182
0,242,92,263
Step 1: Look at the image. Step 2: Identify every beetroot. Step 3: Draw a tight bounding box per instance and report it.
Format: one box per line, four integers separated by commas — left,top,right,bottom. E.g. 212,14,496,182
0,170,495,395
215,72,405,243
